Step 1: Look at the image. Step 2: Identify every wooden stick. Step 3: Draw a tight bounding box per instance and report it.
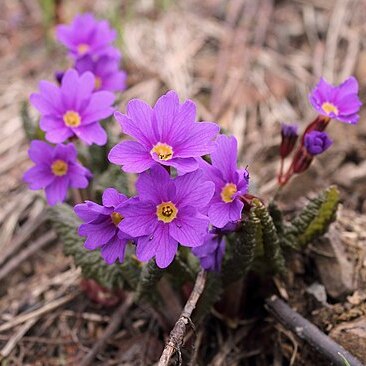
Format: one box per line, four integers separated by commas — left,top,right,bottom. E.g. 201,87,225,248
159,269,207,366
80,294,134,366
265,295,363,366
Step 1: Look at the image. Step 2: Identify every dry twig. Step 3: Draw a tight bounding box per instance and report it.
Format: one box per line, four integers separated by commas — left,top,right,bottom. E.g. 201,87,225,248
80,294,134,366
0,292,77,333
159,269,207,366
0,318,38,361
0,231,57,282
266,295,364,366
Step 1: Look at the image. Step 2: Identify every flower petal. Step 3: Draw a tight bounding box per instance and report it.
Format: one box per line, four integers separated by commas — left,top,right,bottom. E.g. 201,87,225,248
44,176,69,205
117,201,156,237
73,122,107,145
27,140,54,164
116,98,155,147
174,122,219,158
153,90,180,141
102,188,127,208
210,135,238,182
135,164,173,203
74,201,109,222
170,207,209,247
101,236,128,264
108,141,153,173
82,91,115,124
136,223,178,268
80,221,116,248
45,127,74,144
161,157,199,175
174,170,214,209
23,166,54,189
208,199,243,228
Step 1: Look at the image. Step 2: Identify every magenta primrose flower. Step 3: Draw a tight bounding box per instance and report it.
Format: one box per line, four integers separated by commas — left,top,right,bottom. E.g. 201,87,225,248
30,69,115,145
56,13,119,59
23,141,91,206
200,135,249,228
304,131,333,156
75,55,127,92
74,188,131,264
309,76,362,124
192,232,225,272
108,91,220,174
116,164,215,268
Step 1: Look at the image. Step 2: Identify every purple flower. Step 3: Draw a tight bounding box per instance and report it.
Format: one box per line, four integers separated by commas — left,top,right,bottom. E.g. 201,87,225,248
23,141,91,206
74,188,131,264
56,13,119,59
200,135,249,228
116,164,215,268
309,76,362,124
30,69,115,145
55,70,64,85
280,123,298,158
192,232,225,272
75,54,127,92
108,91,220,174
304,131,333,156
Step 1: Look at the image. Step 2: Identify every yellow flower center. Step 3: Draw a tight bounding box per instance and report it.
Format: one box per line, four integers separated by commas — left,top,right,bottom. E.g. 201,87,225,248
151,143,174,161
51,160,68,176
111,212,123,226
220,183,237,203
94,76,102,90
77,43,90,55
321,102,339,116
63,111,81,127
156,201,178,223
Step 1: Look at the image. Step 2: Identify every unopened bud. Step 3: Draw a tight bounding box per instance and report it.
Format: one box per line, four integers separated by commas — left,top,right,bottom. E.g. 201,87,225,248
280,123,298,158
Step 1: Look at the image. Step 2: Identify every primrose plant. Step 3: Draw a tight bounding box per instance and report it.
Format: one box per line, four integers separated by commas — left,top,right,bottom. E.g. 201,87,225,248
23,13,361,321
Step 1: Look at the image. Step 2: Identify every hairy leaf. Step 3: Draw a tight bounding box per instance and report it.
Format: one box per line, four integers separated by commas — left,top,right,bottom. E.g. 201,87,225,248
20,101,44,141
268,201,285,236
95,164,130,197
135,260,164,304
49,204,140,289
284,186,340,249
222,208,259,284
193,272,222,322
253,199,285,274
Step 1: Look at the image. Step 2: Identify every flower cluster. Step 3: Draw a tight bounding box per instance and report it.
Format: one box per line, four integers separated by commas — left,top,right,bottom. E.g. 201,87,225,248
278,76,361,185
23,14,361,274
75,90,250,269
24,14,125,205
57,13,126,93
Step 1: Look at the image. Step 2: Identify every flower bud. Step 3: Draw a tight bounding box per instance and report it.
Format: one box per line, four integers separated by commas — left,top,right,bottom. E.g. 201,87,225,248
304,131,333,156
280,123,298,158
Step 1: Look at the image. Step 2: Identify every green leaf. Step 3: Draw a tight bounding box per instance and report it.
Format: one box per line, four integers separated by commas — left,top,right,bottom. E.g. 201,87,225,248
166,253,196,287
222,208,259,284
49,204,140,289
95,164,131,197
20,101,44,141
253,199,285,274
135,260,164,304
283,186,340,249
193,272,222,322
268,201,285,236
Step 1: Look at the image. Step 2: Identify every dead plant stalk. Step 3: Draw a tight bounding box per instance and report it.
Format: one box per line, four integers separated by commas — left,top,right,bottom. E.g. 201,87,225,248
159,269,207,366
